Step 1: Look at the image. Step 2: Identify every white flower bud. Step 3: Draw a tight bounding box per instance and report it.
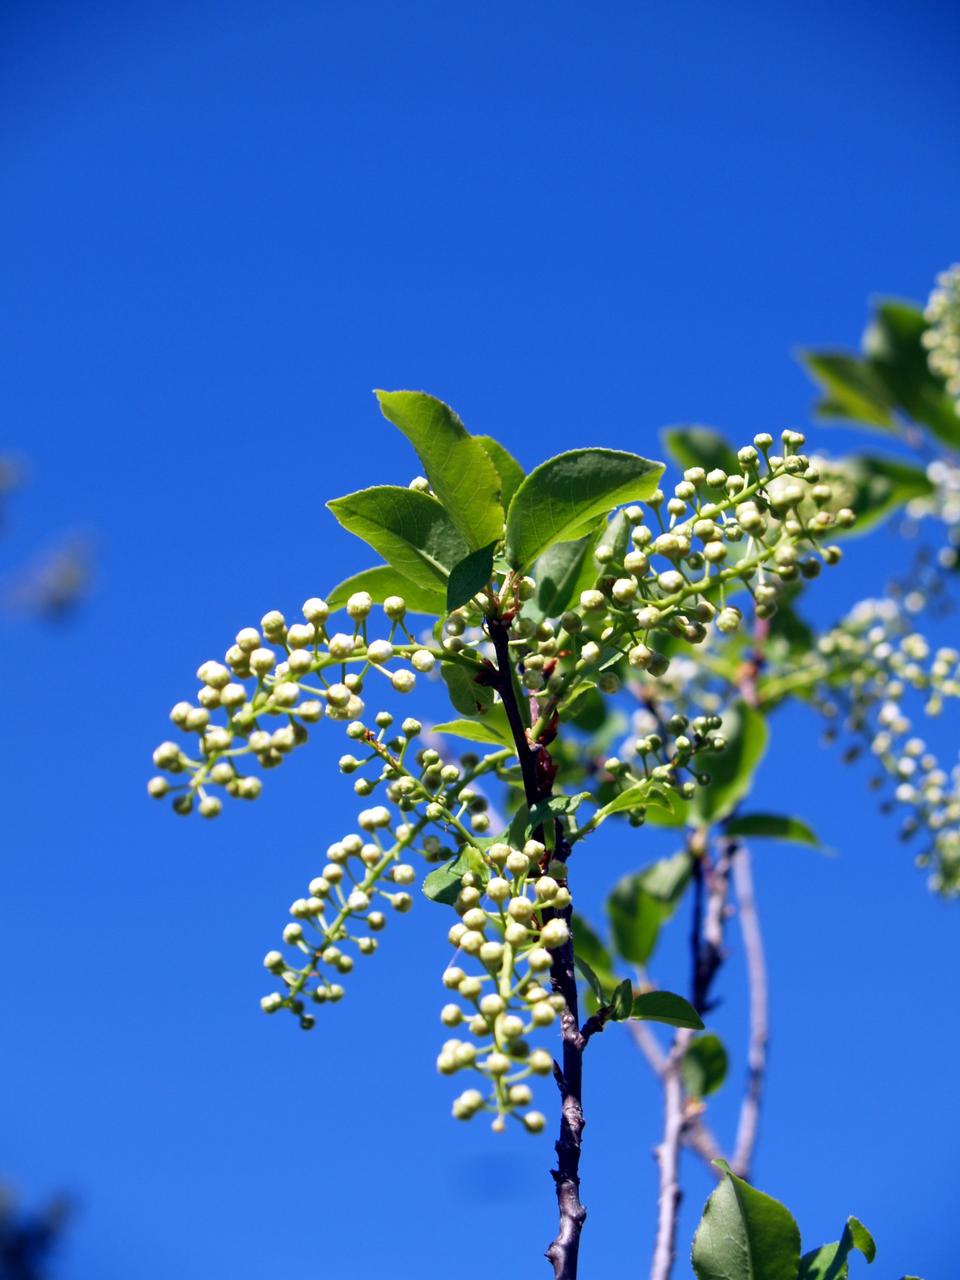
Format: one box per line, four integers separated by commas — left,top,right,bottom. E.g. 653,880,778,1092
529,1049,553,1074
147,776,169,798
260,993,283,1014
391,669,416,693
282,922,304,944
441,1003,463,1026
580,589,606,612
367,639,394,664
347,591,373,619
153,741,181,769
249,648,276,676
411,649,435,672
261,610,286,638
197,660,230,689
528,947,553,970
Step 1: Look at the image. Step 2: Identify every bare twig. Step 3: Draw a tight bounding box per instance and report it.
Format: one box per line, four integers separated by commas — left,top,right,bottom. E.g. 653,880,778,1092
650,1030,694,1280
730,845,768,1179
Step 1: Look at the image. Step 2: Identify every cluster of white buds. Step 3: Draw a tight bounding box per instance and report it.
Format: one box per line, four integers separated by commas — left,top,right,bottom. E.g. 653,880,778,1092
807,598,960,894
923,264,960,402
439,839,571,1133
258,729,519,1020
597,712,728,827
147,591,456,815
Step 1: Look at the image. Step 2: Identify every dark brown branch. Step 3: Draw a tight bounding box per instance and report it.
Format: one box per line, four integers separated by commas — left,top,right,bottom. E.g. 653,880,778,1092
486,619,587,1280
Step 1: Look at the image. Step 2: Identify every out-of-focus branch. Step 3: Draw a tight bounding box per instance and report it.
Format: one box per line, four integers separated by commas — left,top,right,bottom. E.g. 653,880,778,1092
730,845,768,1179
649,1030,693,1280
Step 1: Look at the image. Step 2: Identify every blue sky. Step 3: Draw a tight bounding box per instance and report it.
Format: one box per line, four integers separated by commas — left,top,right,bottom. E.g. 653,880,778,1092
1,2,959,1277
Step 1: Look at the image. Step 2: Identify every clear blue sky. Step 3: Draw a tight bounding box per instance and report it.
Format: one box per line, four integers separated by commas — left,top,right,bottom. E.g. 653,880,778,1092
2,2,958,1277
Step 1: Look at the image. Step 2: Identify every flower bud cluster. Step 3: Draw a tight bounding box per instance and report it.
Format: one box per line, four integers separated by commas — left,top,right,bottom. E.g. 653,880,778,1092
923,263,960,403
147,592,458,815
806,598,960,894
438,839,570,1133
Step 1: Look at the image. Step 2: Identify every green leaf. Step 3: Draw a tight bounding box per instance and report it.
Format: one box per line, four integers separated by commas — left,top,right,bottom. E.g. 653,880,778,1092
693,1163,801,1280
595,780,676,822
799,1215,877,1279
375,391,505,548
822,455,934,535
682,1033,729,1097
663,425,740,477
609,977,634,1021
326,564,446,615
571,912,615,981
865,302,960,446
475,435,525,512
422,847,490,905
533,531,603,619
327,485,469,591
504,448,664,571
432,707,514,749
606,852,694,964
724,813,821,848
446,541,497,612
631,990,704,1029
799,351,896,431
574,955,606,1004
440,661,495,717
691,703,768,824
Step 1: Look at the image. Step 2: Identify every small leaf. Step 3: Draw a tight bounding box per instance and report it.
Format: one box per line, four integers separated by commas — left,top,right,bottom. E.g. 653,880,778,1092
595,780,676,822
440,661,496,717
724,813,821,848
663,425,740,477
574,955,606,1003
606,852,694,964
475,435,525,511
422,847,490,905
693,1163,801,1280
375,391,505,548
533,531,603,619
609,977,634,1021
691,702,768,824
799,1215,876,1279
326,565,446,615
446,541,498,611
682,1033,729,1097
631,990,704,1029
327,485,469,590
431,709,514,749
505,448,664,571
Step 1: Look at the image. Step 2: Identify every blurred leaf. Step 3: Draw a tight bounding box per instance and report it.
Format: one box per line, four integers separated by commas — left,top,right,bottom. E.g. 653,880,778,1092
571,912,615,981
375,390,505,548
327,485,469,590
799,351,896,431
682,1033,729,1097
693,1162,801,1280
475,434,525,511
606,851,693,964
422,846,490,904
440,661,495,716
690,703,768,824
327,564,445,614
446,541,497,611
824,455,934,534
631,990,704,1029
799,1216,876,1279
724,813,821,847
505,448,664,570
865,302,960,446
663,425,740,476
574,954,606,1003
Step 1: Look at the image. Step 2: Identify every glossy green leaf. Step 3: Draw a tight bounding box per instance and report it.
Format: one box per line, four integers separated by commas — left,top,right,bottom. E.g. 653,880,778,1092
375,391,505,548
574,954,606,1003
606,852,693,964
431,708,514,749
595,780,676,822
326,564,446,614
327,485,469,591
799,352,896,431
440,661,495,717
690,703,768,824
693,1162,801,1280
724,813,821,848
631,990,704,1029
663,425,740,477
799,1216,877,1279
446,541,497,611
475,435,525,512
422,846,490,905
504,448,664,571
682,1033,729,1097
